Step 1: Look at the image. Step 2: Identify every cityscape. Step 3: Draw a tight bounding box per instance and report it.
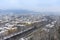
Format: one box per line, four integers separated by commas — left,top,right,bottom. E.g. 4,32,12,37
0,0,60,40
0,11,60,40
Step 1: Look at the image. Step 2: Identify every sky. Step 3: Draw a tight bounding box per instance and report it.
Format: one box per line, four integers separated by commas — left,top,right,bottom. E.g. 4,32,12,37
0,0,60,12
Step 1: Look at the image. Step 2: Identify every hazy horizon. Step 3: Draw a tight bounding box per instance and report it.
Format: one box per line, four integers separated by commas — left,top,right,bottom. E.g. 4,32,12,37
0,0,60,12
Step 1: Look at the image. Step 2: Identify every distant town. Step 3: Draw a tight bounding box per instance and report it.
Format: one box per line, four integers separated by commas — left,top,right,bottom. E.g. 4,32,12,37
0,10,60,40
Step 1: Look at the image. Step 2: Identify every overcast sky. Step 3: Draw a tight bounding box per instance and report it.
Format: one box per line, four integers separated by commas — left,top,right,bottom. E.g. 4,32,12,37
0,0,60,12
